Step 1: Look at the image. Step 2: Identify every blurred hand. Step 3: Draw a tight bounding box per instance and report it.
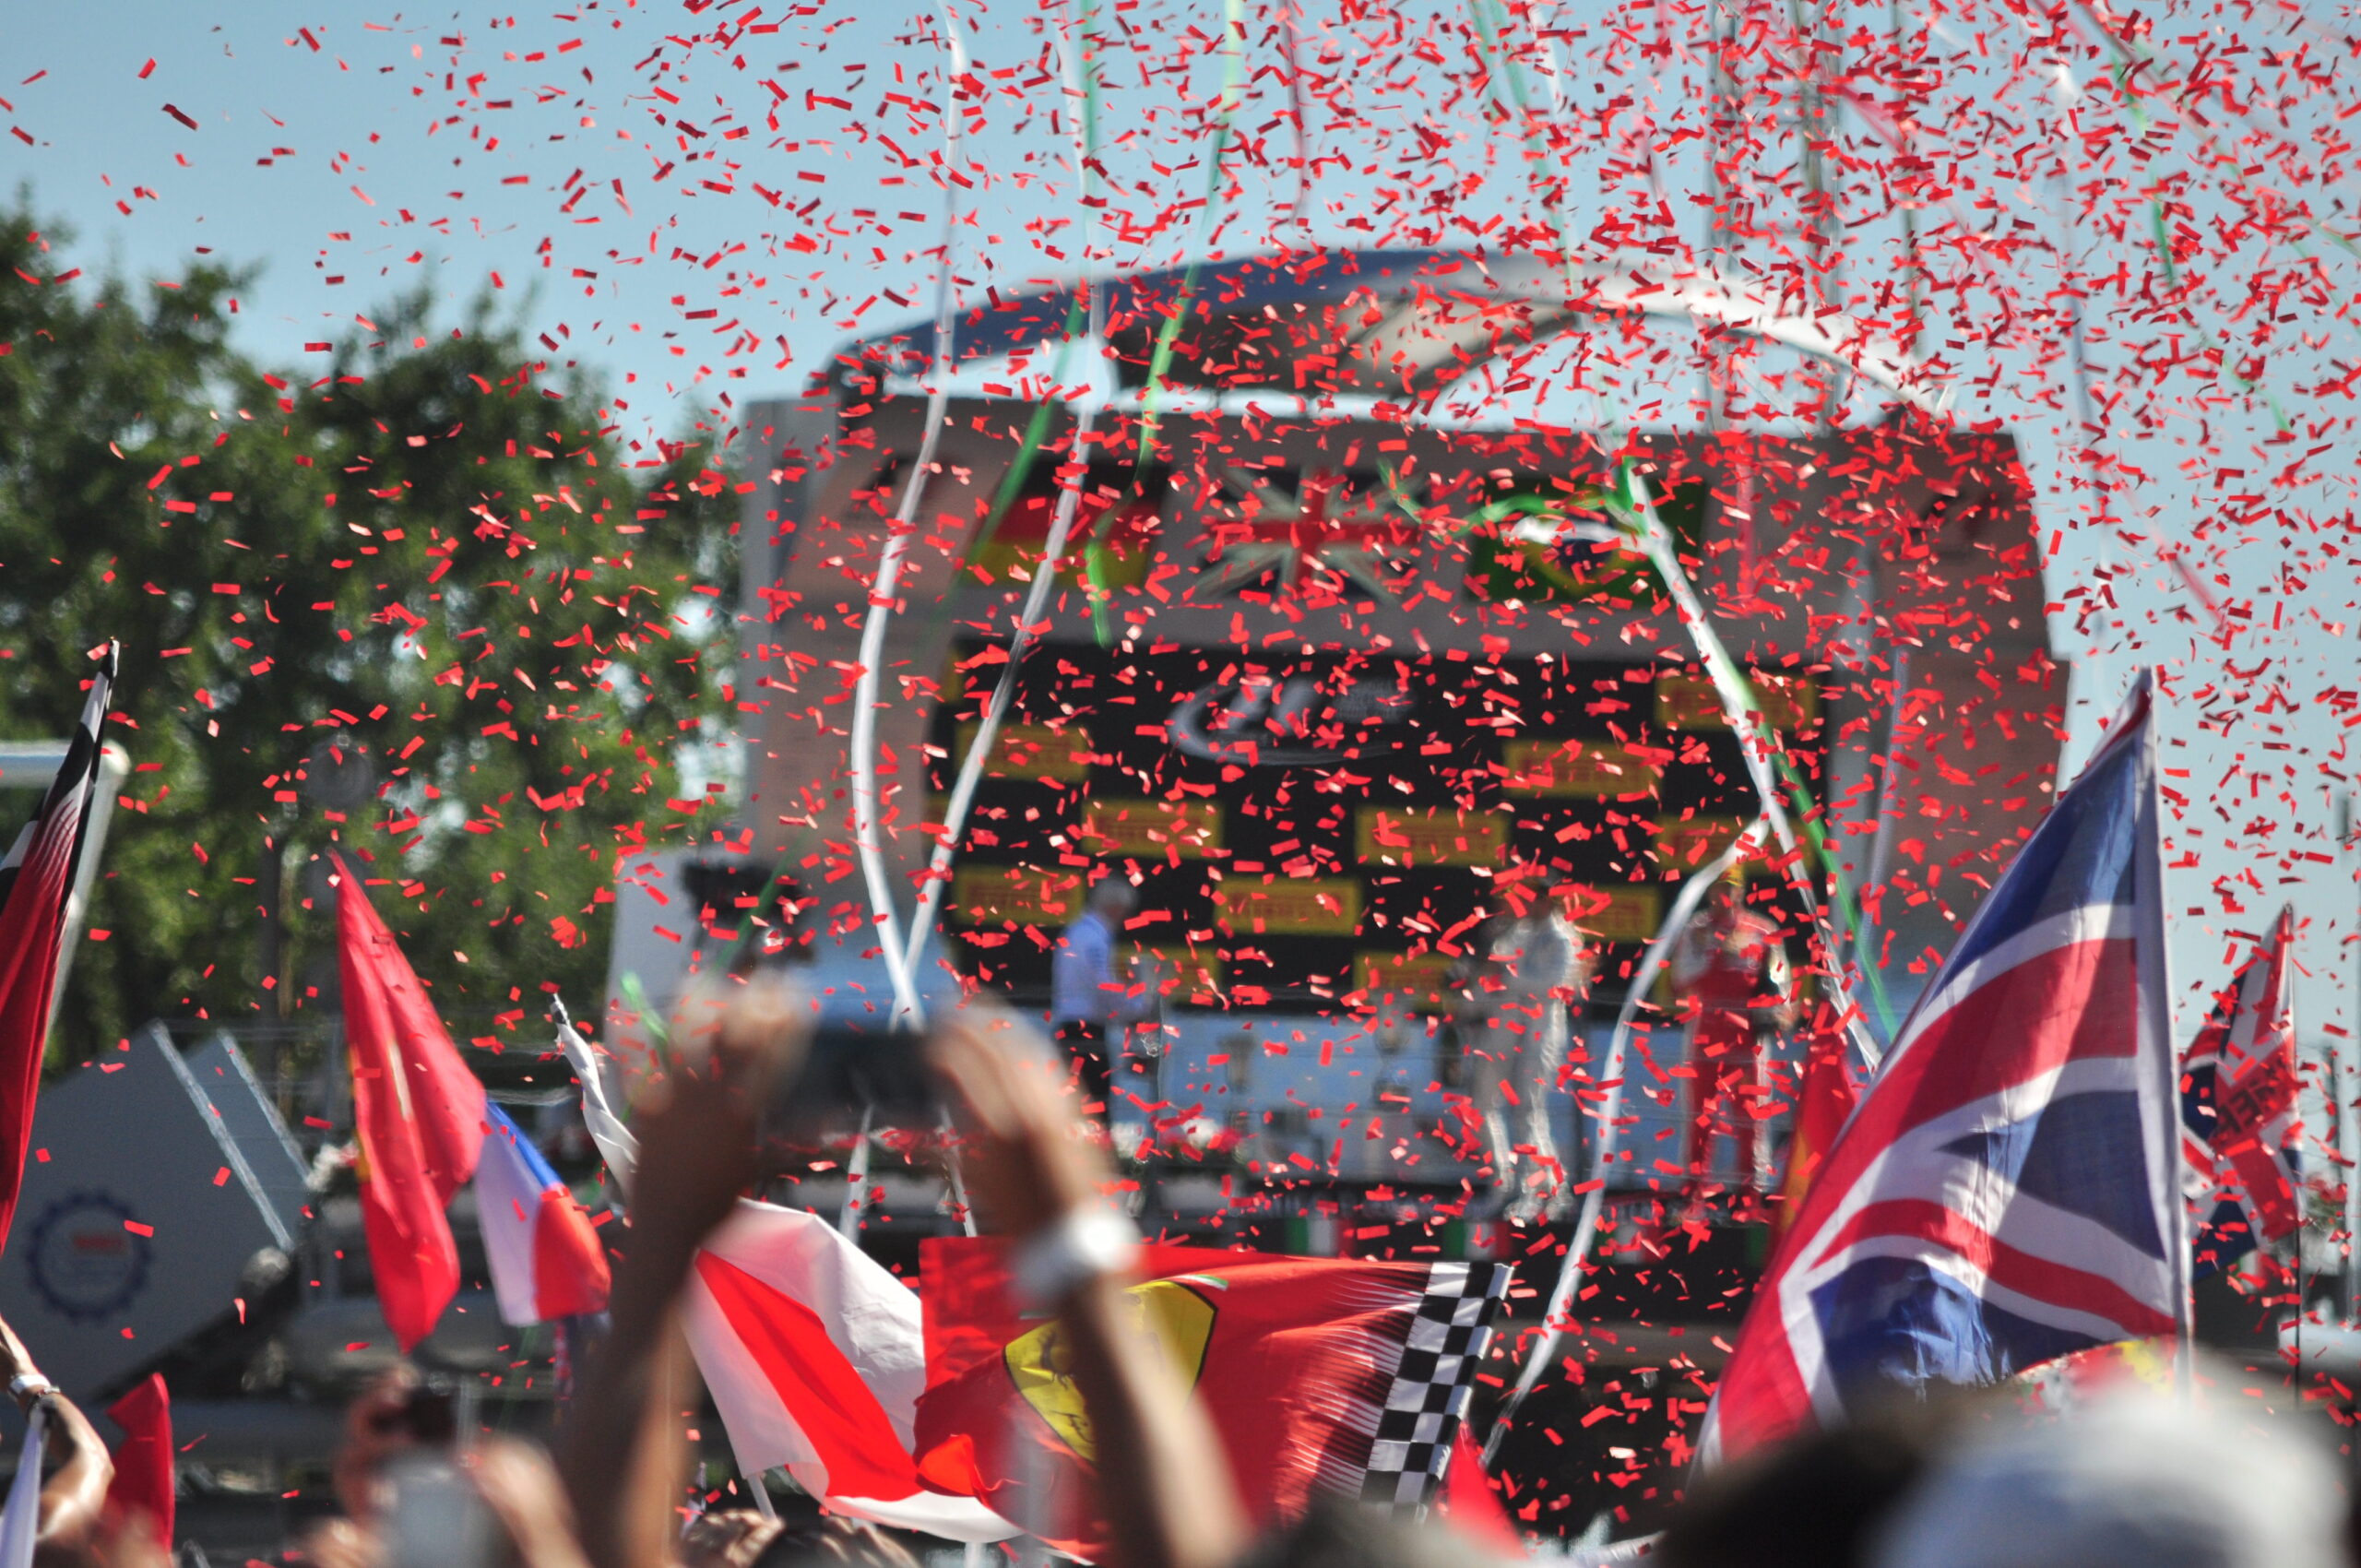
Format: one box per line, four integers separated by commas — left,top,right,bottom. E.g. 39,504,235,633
940,1004,1252,1568
561,980,800,1568
82,1514,175,1568
333,1370,422,1526
680,1509,785,1568
467,1436,597,1568
931,1002,1111,1238
0,1312,32,1395
633,977,807,1246
293,1516,380,1568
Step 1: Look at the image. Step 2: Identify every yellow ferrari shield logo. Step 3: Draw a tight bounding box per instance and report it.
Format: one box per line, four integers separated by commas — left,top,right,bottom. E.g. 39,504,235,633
1003,1277,1219,1463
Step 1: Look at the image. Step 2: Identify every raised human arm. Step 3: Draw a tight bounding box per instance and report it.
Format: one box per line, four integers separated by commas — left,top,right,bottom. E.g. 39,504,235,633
559,980,798,1568
27,1390,112,1568
0,1312,114,1565
932,1006,1250,1568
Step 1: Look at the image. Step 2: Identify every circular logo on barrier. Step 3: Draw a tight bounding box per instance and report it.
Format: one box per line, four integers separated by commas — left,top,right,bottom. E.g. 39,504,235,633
1169,673,1414,767
27,1191,152,1324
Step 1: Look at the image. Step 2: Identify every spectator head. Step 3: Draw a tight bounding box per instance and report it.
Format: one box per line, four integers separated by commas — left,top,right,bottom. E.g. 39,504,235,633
1087,875,1138,921
332,1369,449,1526
1488,857,1551,921
1869,1383,2345,1568
1658,1399,1959,1568
680,1509,923,1568
1234,1497,1501,1568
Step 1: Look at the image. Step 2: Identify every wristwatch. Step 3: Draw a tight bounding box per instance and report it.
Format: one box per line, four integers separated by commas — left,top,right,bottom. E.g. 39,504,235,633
1012,1208,1141,1310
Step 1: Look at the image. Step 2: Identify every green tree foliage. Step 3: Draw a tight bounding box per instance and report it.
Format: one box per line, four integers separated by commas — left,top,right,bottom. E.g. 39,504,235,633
0,208,737,1058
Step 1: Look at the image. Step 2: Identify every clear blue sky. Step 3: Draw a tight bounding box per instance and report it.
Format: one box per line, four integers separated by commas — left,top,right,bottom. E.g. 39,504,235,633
6,0,2357,1055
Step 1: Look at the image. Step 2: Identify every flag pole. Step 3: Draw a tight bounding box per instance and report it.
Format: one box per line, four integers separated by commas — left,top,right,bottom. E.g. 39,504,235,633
2342,793,2361,1331
838,1107,875,1240
2134,669,2195,1394
2275,903,2303,1392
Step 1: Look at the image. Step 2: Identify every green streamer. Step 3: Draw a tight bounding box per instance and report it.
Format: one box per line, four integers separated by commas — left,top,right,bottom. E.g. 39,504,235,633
971,304,1087,557
617,970,671,1051
1128,0,1251,474
961,0,1110,633
2098,42,2290,435
1462,0,1900,1046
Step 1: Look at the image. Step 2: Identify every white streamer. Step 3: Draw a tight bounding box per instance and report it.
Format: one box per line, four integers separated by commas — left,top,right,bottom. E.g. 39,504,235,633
897,383,1106,998
554,1000,638,1200
1619,470,1878,1072
896,0,1110,1002
848,0,971,1023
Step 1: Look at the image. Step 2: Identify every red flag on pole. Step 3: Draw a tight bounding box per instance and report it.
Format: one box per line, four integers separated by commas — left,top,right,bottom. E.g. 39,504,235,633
0,647,115,1250
1433,1425,1520,1550
103,1374,173,1550
336,856,486,1350
1773,1005,1859,1241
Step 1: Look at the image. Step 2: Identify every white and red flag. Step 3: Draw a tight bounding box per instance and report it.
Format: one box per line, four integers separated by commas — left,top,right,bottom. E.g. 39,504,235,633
682,1202,1018,1542
554,1026,1012,1542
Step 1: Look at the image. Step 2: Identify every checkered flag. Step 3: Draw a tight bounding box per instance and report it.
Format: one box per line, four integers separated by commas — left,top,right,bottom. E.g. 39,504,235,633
1358,1259,1514,1513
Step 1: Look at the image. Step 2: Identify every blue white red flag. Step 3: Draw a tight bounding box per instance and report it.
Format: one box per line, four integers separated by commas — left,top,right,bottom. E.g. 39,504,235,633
2180,906,2299,1277
475,1102,611,1326
1702,676,2184,1462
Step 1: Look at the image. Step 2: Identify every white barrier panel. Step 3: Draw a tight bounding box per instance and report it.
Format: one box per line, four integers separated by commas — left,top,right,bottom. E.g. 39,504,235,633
0,1025,299,1398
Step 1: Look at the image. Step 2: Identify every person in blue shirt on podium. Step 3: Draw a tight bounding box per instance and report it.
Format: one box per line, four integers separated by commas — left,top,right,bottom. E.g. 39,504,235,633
1050,874,1146,1116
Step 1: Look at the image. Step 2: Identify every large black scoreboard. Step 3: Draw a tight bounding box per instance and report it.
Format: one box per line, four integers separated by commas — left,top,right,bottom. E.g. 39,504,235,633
931,641,1826,1011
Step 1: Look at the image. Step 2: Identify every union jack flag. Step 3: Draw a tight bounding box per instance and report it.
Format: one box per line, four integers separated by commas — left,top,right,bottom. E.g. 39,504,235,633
1701,675,2185,1463
2180,905,2299,1277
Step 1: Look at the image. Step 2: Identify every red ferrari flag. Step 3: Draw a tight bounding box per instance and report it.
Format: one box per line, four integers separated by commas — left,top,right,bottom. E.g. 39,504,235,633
1434,1426,1519,1551
912,1241,1511,1559
336,856,487,1350
0,646,114,1249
